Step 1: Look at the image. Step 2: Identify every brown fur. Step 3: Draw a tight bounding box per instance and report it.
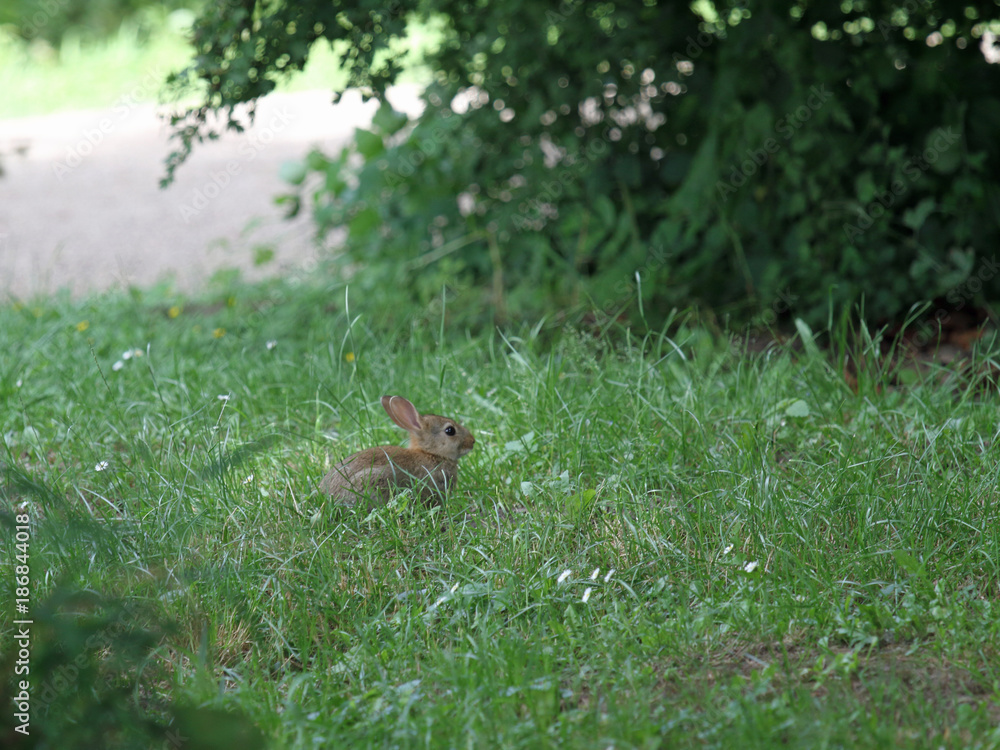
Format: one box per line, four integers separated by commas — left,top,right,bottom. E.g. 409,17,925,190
319,396,475,506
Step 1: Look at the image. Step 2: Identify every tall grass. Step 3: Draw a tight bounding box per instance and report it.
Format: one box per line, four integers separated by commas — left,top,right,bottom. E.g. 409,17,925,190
2,280,999,748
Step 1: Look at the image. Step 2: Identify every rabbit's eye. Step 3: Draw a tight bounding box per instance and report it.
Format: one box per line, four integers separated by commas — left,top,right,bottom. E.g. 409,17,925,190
445,425,456,436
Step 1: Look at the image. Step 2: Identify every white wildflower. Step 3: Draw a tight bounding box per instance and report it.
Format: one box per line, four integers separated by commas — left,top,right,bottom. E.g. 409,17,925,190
744,561,759,573
724,544,733,554
266,340,277,350
582,587,592,603
217,394,230,401
590,567,600,580
450,582,459,593
112,361,124,372
557,569,572,584
603,568,615,583
95,461,109,472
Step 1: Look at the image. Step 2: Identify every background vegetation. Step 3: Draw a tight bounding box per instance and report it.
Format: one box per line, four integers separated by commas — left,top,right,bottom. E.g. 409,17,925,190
162,0,1000,328
0,0,196,44
0,0,440,118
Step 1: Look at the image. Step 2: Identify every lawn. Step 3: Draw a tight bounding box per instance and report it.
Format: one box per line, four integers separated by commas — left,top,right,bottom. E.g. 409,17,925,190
2,279,999,748
0,8,442,119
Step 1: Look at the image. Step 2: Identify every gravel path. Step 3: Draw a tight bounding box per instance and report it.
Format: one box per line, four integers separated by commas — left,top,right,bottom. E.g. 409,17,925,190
0,86,422,301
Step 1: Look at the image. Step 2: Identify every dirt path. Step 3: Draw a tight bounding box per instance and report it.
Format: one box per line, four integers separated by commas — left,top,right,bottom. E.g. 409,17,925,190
0,86,421,301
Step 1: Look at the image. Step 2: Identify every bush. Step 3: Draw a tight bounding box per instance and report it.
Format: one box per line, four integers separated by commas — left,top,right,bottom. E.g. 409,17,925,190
164,0,1000,328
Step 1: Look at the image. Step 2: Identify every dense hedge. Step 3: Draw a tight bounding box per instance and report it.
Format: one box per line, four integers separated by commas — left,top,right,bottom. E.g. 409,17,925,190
164,1,1000,327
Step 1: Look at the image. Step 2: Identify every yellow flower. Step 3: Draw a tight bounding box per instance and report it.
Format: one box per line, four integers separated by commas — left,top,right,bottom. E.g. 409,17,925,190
213,328,226,338
345,352,355,362
76,320,89,332
168,305,182,319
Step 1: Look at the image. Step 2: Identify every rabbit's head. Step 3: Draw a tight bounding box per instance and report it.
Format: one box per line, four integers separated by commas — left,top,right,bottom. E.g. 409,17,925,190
381,395,475,461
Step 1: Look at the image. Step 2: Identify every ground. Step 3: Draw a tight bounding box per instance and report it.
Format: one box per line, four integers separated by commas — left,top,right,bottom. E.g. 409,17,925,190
0,85,422,300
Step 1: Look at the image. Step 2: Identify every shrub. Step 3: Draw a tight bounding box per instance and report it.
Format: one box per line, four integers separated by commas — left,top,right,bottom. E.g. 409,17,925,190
164,0,1000,327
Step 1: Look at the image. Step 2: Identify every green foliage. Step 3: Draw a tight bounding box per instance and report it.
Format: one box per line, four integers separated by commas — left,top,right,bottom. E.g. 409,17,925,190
0,587,166,748
161,0,413,183
0,584,264,749
165,0,1000,326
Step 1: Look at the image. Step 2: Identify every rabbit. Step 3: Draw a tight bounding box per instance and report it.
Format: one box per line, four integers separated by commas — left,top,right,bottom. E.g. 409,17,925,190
319,395,475,507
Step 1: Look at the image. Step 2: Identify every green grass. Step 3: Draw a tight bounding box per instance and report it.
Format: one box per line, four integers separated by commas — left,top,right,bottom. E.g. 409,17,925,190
2,279,1000,748
0,10,192,119
0,10,443,119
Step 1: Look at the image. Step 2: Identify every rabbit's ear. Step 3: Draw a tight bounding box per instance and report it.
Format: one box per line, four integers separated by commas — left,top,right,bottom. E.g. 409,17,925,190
381,395,423,432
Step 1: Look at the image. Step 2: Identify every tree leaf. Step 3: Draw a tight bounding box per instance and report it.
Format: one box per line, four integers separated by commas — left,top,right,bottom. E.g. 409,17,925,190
902,198,935,231
354,129,385,159
278,160,307,186
372,103,410,135
348,207,380,238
